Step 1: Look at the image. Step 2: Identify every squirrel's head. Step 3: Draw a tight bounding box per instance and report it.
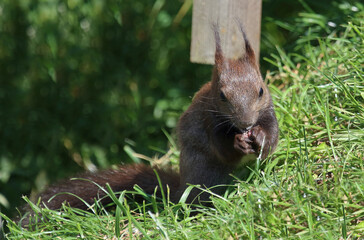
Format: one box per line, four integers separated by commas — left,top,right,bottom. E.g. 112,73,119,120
211,24,271,130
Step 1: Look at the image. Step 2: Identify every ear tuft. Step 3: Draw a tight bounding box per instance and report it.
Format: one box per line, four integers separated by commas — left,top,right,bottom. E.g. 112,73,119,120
237,23,256,62
212,23,224,66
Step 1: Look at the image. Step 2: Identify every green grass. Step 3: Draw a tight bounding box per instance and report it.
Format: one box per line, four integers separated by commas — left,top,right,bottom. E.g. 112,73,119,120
1,6,364,240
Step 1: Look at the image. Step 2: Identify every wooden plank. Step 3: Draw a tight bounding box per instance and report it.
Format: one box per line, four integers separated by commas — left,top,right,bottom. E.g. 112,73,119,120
190,0,262,65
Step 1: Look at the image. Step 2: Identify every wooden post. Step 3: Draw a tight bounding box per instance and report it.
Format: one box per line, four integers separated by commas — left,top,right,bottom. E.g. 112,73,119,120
190,0,262,65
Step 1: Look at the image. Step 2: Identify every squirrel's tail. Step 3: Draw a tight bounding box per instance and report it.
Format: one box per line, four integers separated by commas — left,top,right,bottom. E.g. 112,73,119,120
37,164,180,210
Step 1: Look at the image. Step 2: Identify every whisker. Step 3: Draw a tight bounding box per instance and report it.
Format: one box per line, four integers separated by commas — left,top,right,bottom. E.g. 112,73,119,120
205,109,219,113
197,100,216,106
200,96,217,100
214,114,233,119
207,113,234,119
226,122,236,134
213,119,231,130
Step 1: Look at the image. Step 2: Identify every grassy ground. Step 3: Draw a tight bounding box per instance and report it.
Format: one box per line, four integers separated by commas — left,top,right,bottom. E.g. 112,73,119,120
1,6,363,240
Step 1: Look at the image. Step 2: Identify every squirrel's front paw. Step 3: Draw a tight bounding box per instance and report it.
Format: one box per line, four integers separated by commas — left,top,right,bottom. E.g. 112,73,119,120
234,132,255,155
249,125,268,157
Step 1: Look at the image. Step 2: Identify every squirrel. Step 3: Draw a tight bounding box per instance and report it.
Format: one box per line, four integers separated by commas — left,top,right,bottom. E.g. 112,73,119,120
28,24,279,212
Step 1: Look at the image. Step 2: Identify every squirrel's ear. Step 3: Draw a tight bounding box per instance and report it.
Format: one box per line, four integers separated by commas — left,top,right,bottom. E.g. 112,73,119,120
213,23,225,70
237,23,256,64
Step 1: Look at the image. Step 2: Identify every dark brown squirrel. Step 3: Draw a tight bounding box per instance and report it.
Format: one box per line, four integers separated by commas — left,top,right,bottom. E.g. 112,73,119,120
29,24,279,212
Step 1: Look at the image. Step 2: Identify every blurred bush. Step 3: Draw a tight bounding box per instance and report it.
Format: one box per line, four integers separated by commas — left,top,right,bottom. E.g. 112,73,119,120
0,0,360,217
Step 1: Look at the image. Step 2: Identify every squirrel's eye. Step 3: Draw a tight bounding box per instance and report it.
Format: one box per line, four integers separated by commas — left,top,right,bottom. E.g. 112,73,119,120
220,91,227,102
259,87,264,98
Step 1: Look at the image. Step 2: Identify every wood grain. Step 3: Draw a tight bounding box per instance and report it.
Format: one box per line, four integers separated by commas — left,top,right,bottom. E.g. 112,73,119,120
190,0,262,65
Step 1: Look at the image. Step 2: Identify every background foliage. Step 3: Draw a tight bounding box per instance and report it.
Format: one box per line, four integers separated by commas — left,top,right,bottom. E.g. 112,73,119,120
0,0,360,219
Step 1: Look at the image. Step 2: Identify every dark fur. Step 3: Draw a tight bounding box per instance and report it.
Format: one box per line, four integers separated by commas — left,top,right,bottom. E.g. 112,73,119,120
38,165,179,210
177,25,279,201
24,24,279,217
